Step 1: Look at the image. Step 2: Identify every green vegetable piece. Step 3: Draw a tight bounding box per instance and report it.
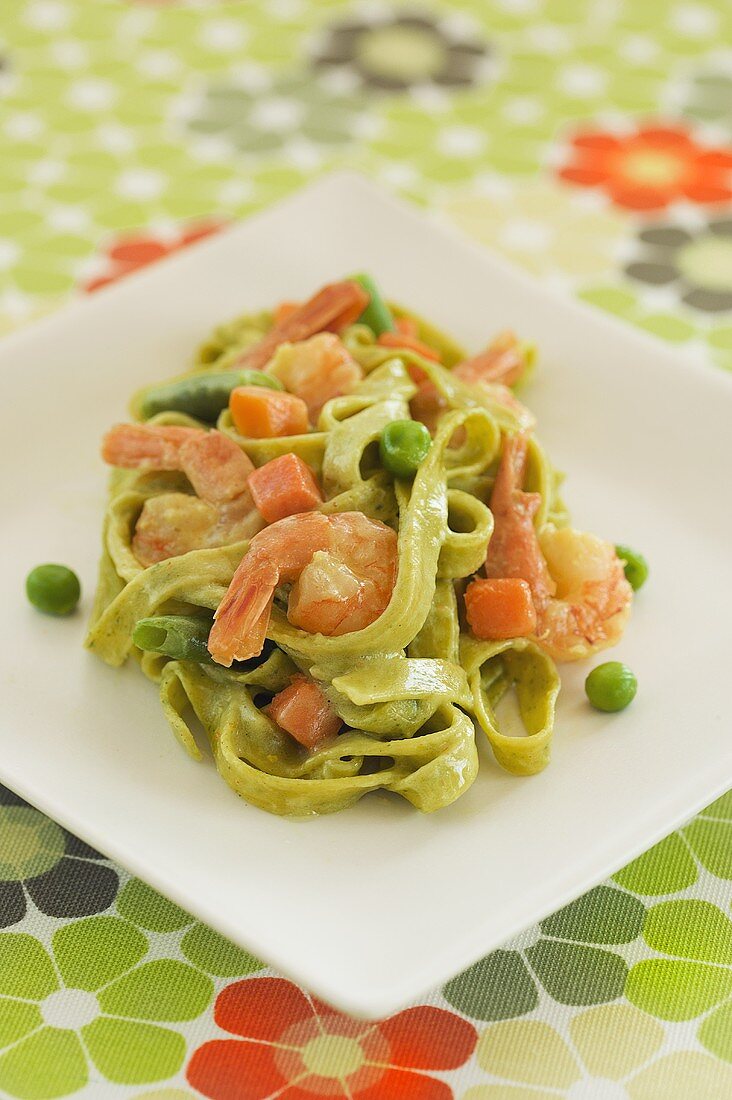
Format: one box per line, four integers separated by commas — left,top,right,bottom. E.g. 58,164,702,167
139,369,282,422
352,272,395,336
26,564,81,616
133,615,214,663
585,661,637,713
615,544,649,591
379,419,432,479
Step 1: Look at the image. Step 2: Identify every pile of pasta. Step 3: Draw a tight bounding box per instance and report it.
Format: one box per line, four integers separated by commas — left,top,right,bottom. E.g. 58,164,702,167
86,304,565,815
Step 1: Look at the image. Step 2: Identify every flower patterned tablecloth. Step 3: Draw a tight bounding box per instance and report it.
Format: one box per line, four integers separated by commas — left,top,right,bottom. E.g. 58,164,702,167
1,1,731,1097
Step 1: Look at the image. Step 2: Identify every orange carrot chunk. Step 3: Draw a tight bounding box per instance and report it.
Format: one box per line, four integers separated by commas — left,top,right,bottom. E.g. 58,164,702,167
266,675,342,750
229,386,309,438
465,577,537,640
248,453,323,523
378,330,441,362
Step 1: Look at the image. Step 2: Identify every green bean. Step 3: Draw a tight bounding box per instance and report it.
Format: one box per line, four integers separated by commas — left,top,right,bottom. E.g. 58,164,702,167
133,615,215,663
585,661,637,712
26,564,81,616
379,419,432,479
615,544,649,591
133,616,277,669
351,273,395,336
137,369,282,422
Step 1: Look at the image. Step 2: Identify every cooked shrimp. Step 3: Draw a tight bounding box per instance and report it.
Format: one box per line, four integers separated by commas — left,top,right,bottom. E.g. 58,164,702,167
102,424,258,566
484,432,632,661
454,332,535,431
233,280,368,373
485,433,555,611
267,332,363,420
208,511,398,666
535,525,632,662
454,331,530,387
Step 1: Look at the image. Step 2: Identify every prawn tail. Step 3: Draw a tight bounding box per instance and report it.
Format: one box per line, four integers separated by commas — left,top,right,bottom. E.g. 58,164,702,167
235,280,368,371
208,553,279,666
101,424,199,470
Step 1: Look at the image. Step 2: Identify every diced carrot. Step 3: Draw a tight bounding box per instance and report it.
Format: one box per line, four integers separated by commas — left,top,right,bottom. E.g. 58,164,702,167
266,674,342,750
229,386,309,439
248,453,323,523
465,577,537,640
378,330,441,362
273,300,300,327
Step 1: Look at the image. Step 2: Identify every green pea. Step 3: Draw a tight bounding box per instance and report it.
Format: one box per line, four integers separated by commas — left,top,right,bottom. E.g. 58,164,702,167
585,662,637,713
351,272,395,336
379,419,431,479
137,369,282,422
26,564,81,616
615,544,649,591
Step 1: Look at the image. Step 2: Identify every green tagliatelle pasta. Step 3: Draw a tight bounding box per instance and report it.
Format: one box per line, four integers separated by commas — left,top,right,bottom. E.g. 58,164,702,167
86,286,573,816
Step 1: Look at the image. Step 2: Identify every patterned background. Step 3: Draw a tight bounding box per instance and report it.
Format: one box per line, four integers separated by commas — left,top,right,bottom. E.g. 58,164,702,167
1,1,731,1097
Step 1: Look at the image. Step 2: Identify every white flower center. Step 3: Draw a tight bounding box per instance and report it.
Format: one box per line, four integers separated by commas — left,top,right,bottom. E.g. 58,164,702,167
559,64,607,97
41,988,99,1030
199,19,248,52
499,219,553,253
67,79,117,112
0,240,19,271
437,125,485,157
116,169,166,201
670,4,718,36
249,97,303,132
25,1,70,32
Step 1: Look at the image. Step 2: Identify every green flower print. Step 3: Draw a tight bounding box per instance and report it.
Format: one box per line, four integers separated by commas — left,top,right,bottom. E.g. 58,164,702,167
683,71,732,126
186,72,371,155
625,219,732,314
614,791,732,895
117,878,263,978
0,916,212,1097
444,885,645,1019
578,284,699,347
627,899,732,1062
465,1003,732,1099
311,10,493,93
0,785,118,927
442,180,626,281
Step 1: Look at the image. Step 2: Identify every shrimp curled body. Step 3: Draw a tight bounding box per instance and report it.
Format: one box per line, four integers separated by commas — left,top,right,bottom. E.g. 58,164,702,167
486,432,632,662
208,511,398,666
102,424,259,567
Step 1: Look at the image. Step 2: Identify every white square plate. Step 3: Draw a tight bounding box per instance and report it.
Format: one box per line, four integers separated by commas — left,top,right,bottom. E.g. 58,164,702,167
1,172,731,1018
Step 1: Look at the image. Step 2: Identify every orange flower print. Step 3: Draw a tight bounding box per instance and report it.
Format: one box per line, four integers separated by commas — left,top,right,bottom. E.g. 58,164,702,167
84,220,224,292
187,977,477,1100
557,125,732,211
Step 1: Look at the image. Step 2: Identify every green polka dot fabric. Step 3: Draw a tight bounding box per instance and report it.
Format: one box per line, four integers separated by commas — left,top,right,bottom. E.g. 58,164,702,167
1,1,731,1096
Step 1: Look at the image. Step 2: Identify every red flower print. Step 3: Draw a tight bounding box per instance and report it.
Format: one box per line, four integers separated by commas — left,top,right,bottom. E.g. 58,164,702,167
83,219,225,292
187,977,477,1100
557,125,732,211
